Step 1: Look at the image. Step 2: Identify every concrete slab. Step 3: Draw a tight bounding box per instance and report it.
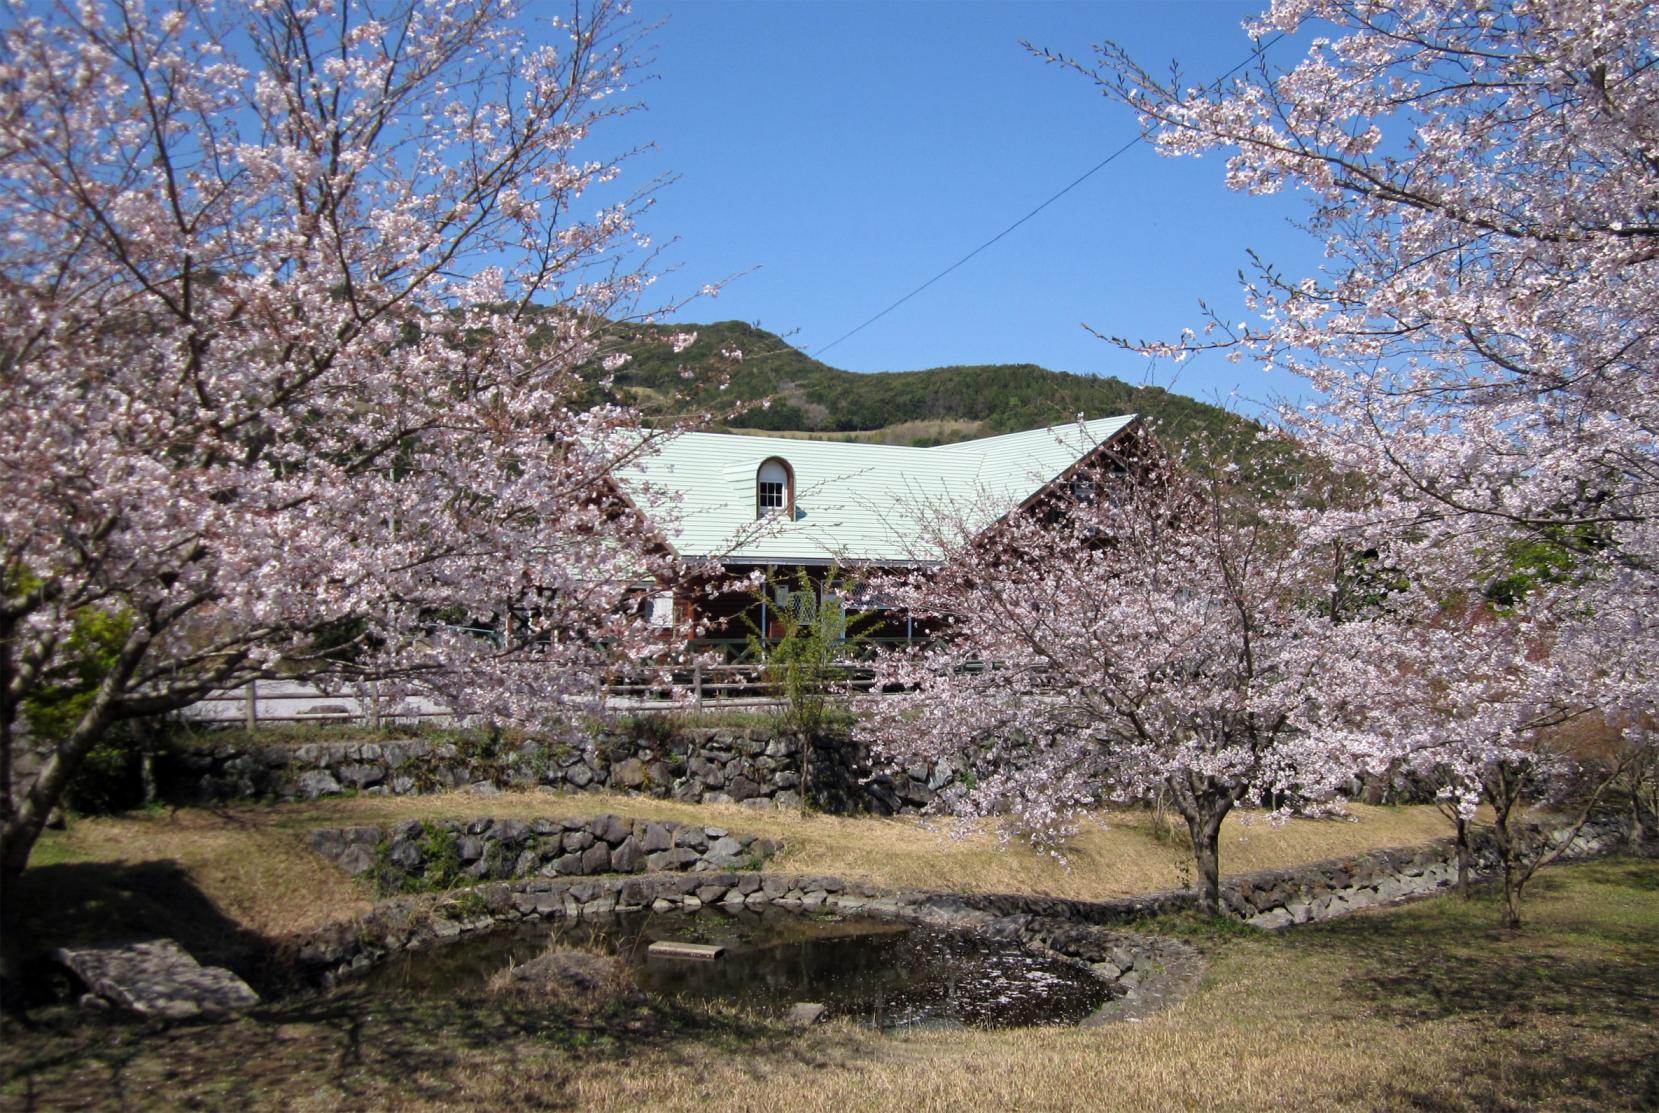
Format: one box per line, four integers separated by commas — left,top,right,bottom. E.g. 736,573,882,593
55,939,260,1020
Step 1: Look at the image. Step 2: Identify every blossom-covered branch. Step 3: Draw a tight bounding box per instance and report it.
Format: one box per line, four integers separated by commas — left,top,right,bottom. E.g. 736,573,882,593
858,434,1413,913
0,0,691,921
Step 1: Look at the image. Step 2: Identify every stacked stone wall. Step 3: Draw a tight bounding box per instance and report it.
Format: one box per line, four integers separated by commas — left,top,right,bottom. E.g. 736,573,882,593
308,814,780,894
1220,812,1633,927
157,725,955,814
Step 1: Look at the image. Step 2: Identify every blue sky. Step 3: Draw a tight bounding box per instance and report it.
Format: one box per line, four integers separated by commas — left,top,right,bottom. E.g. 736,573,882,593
602,0,1327,412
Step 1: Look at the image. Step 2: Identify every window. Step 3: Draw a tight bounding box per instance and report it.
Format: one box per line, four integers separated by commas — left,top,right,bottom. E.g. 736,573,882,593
647,591,676,629
756,457,793,518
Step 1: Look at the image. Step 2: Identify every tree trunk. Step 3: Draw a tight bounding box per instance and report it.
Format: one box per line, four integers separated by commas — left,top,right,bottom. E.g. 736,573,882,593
1,621,151,1013
1500,861,1524,929
1493,794,1525,929
1487,770,1525,929
0,611,15,1013
0,886,21,1018
1,612,14,849
1180,795,1233,916
797,730,813,811
1455,814,1472,899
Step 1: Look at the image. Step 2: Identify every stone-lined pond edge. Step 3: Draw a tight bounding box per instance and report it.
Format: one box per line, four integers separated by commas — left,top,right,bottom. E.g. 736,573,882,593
290,809,1639,1027
294,867,1203,1012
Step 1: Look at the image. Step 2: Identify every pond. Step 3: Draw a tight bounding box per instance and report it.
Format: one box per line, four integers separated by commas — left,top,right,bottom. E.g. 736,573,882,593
360,906,1113,1030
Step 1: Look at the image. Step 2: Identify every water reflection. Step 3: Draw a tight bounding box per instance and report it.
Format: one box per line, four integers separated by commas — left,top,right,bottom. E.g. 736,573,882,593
362,907,1110,1029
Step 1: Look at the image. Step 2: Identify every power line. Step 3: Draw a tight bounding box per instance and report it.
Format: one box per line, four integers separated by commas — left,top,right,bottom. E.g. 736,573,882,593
809,33,1285,362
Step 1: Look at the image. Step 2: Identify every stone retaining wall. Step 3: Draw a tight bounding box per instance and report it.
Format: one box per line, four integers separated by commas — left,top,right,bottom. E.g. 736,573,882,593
295,811,1639,986
1220,812,1633,928
308,814,780,894
162,726,954,814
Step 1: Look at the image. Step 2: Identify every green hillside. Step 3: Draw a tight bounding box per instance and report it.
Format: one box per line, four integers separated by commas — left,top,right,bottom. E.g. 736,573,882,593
588,319,1260,456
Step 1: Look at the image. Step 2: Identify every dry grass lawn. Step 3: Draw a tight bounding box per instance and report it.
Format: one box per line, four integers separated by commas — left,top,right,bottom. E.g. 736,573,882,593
4,858,1654,1112
20,789,1453,946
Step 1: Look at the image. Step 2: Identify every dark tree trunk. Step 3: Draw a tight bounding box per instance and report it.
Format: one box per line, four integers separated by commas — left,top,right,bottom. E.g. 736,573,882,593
0,895,21,1018
1487,768,1526,929
1455,814,1472,899
794,732,806,810
1,612,13,852
1,621,152,1013
1500,867,1524,929
1174,781,1235,916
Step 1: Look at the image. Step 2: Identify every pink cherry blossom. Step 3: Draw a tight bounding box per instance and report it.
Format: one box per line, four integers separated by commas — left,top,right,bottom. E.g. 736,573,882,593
1064,0,1658,921
858,438,1415,914
0,0,691,910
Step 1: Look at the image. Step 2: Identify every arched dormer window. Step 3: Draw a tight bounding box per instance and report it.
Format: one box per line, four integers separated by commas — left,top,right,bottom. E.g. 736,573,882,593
756,457,793,518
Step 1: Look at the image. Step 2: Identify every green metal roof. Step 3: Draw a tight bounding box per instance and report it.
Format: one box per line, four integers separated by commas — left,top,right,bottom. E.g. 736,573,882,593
616,415,1138,565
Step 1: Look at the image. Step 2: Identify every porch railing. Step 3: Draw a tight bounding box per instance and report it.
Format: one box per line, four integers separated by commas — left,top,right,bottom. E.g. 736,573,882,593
178,638,932,728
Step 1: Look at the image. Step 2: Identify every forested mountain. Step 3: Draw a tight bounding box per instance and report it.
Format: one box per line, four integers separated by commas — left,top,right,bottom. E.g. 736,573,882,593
591,320,1261,456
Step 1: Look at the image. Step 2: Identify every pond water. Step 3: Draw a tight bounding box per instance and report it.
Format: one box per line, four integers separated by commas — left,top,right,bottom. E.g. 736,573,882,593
360,907,1112,1030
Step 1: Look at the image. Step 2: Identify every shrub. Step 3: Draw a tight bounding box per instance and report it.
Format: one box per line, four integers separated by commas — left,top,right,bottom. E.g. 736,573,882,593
418,822,464,890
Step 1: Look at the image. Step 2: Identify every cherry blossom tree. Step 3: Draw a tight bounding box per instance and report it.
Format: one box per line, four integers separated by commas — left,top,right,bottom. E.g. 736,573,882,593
858,441,1410,915
0,0,688,956
1385,595,1652,927
1068,0,1659,879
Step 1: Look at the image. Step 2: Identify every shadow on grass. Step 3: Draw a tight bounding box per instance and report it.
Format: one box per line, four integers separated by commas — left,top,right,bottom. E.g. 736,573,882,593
2,977,841,1112
4,848,880,1110
12,858,285,1002
1309,872,1655,1022
1306,859,1659,1112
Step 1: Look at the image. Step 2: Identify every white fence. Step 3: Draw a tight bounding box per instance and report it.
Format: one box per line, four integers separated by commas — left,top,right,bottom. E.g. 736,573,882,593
181,679,457,728
179,664,878,728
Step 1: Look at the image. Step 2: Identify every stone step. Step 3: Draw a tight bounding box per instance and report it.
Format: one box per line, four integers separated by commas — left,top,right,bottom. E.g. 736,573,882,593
646,940,726,961
54,939,260,1020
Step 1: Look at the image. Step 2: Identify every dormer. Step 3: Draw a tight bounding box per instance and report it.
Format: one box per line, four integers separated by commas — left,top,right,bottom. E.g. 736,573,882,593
756,456,794,518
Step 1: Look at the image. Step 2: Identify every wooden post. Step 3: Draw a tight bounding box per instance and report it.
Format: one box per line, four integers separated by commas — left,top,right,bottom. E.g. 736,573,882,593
244,680,257,731
693,662,704,713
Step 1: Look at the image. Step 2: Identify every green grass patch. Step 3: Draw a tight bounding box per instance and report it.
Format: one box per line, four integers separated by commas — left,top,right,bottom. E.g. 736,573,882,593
23,830,93,868
1130,909,1265,941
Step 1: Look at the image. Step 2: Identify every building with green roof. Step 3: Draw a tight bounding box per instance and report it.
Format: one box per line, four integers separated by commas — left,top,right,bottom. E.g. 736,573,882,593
613,415,1143,649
